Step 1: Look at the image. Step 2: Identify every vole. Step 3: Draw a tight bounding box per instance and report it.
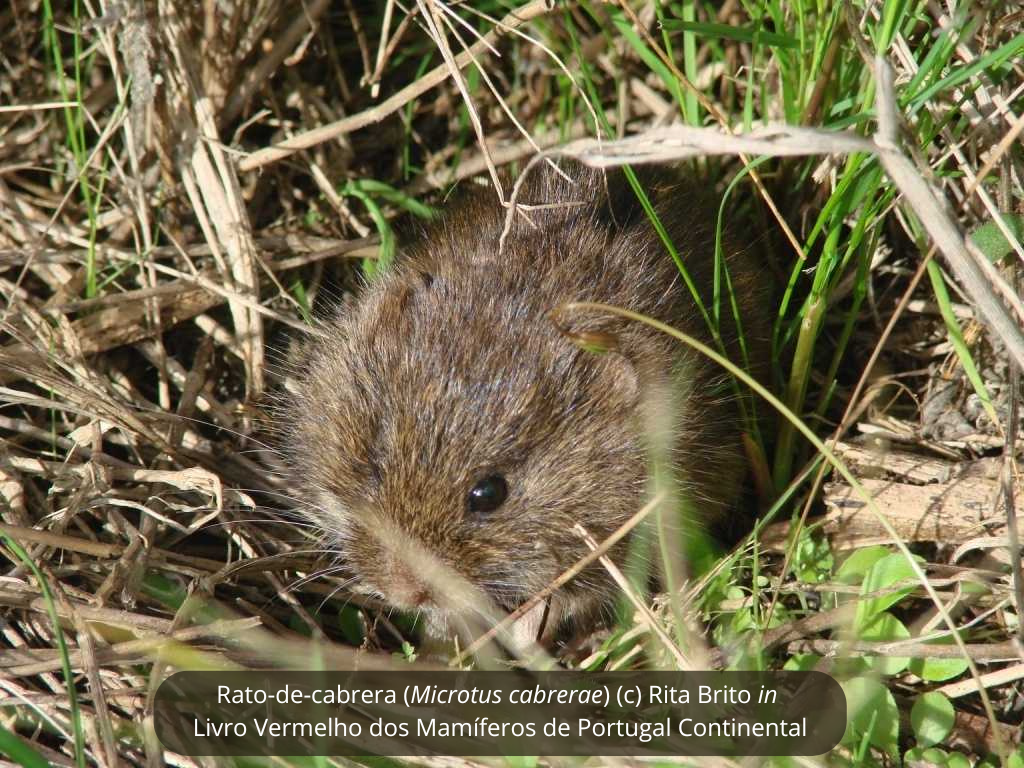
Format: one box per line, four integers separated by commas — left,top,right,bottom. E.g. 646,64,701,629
279,161,769,652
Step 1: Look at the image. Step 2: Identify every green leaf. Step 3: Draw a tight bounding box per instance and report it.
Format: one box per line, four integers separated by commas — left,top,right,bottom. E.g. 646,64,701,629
792,527,833,583
346,179,437,220
337,604,365,646
343,185,395,278
854,552,923,631
904,747,929,766
861,612,911,676
340,178,436,279
835,546,891,585
504,757,539,768
0,726,51,768
910,34,1024,113
841,677,900,757
970,214,1024,264
287,613,315,638
290,278,313,325
911,691,955,746
141,571,188,610
912,655,970,683
908,637,970,682
782,654,820,672
395,640,417,663
581,648,610,671
922,747,953,765
946,751,971,768
609,9,685,114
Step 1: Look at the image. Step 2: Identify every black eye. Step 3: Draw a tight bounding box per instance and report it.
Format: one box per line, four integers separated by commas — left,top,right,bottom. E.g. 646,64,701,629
467,475,508,514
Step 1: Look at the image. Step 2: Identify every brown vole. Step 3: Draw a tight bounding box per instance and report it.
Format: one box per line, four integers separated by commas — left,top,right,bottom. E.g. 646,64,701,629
279,161,769,649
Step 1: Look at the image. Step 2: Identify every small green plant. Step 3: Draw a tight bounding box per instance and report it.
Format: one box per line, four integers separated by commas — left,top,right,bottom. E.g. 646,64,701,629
395,640,418,664
841,676,900,763
340,179,437,278
909,690,955,748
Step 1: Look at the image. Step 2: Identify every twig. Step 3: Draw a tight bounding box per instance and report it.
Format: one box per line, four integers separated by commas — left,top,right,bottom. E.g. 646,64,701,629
0,521,228,572
431,1,557,190
366,2,418,95
367,0,398,98
937,662,1024,699
344,0,373,87
161,2,265,397
71,612,118,768
4,619,263,678
784,639,1022,662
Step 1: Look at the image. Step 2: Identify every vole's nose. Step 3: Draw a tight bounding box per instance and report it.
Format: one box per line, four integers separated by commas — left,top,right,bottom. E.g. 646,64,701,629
385,563,433,608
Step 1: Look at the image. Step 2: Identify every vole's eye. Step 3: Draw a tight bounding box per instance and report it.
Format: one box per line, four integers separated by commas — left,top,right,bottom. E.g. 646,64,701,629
467,474,508,514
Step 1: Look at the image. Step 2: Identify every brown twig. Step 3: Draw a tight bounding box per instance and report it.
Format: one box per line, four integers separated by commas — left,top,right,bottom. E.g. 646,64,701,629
784,638,1023,662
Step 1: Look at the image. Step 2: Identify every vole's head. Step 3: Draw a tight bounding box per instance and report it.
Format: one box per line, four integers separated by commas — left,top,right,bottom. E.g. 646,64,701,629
282,260,646,621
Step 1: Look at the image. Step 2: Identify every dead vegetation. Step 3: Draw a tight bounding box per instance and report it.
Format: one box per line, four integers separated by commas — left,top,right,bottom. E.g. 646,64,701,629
1,0,1023,765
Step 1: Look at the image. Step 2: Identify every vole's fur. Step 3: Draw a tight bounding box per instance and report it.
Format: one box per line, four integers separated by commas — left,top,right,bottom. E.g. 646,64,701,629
280,161,769,648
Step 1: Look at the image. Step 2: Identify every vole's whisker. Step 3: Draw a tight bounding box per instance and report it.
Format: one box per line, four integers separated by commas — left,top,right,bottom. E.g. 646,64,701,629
315,576,363,613
286,565,353,594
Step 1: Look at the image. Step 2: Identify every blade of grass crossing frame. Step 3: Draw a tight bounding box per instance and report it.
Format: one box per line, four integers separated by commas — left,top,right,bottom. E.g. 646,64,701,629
0,535,86,768
0,726,51,768
41,0,101,298
926,261,999,427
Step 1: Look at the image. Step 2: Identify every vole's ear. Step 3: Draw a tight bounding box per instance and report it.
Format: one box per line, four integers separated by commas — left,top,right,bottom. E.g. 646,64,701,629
362,267,436,339
593,348,641,410
393,270,437,324
550,307,643,409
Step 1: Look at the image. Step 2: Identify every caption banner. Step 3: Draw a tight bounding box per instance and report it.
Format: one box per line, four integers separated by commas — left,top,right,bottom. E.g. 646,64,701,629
154,670,846,757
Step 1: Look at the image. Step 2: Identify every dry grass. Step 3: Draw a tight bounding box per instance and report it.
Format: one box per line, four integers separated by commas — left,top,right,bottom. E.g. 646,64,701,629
1,1,1023,765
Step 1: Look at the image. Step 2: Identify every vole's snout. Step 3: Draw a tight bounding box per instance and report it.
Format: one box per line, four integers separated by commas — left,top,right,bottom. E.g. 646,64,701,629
380,561,433,609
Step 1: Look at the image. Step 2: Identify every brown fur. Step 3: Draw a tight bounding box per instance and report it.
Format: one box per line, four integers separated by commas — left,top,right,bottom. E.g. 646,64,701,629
279,161,769,642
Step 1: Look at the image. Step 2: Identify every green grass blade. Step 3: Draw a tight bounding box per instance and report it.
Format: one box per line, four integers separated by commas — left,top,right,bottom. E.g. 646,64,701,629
0,535,86,768
0,726,51,768
926,261,998,427
660,20,799,50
